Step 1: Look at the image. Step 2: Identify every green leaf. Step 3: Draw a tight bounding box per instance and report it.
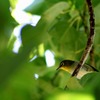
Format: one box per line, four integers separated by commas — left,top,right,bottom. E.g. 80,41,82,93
92,0,100,7
66,77,83,90
24,0,46,14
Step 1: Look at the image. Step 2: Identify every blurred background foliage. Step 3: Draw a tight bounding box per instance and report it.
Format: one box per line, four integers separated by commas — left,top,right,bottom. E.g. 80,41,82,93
0,0,100,100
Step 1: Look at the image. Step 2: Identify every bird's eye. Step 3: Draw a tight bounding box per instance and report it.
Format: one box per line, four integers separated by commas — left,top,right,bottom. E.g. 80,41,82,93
61,62,64,66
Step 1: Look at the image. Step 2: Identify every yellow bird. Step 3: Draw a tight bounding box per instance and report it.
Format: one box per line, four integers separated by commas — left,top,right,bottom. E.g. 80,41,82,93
57,60,99,79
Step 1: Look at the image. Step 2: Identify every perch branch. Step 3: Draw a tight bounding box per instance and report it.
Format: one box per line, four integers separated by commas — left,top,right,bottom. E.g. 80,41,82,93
72,0,95,77
82,1,95,67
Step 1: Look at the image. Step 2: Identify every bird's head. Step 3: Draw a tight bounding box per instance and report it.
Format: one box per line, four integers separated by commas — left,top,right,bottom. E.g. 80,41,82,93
56,60,75,73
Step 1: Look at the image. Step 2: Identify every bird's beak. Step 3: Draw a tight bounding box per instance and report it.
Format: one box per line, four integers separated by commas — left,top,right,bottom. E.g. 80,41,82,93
56,65,61,70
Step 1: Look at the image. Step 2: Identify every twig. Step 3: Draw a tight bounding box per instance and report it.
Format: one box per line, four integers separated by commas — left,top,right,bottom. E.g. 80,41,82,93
72,0,95,77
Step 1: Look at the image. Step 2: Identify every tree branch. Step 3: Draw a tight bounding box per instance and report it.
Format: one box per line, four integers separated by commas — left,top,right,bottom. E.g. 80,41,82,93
72,0,95,77
82,1,95,67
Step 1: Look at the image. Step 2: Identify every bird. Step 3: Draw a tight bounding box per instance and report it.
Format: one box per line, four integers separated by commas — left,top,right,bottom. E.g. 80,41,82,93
56,60,99,79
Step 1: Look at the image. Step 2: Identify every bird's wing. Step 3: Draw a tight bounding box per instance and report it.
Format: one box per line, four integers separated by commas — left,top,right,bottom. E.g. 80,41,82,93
74,61,99,72
85,63,99,72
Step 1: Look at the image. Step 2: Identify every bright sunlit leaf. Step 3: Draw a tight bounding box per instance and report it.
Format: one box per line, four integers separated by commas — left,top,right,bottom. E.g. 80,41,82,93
45,50,55,67
34,73,39,79
16,0,34,10
48,92,95,100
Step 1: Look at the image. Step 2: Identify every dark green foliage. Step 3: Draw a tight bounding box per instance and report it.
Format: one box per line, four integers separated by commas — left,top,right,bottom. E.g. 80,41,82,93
0,0,100,100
